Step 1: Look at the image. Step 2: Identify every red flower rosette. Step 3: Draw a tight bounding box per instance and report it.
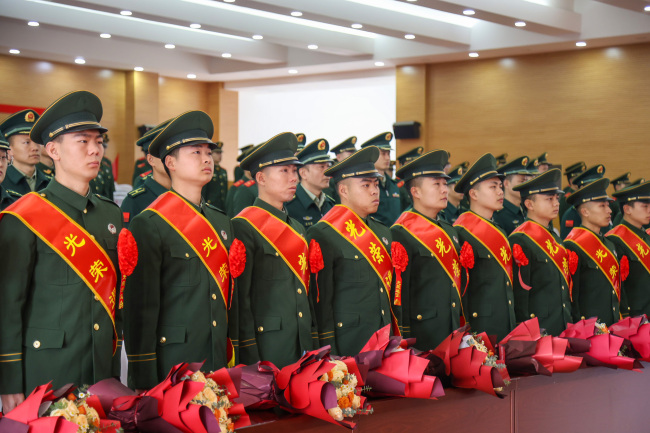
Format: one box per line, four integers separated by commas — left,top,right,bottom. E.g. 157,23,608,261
620,255,630,282
511,243,532,291
117,228,138,309
609,315,650,361
272,346,371,429
391,242,408,306
427,326,509,398
459,242,474,296
498,318,584,377
568,250,578,275
560,318,643,371
228,238,246,308
309,239,324,302
353,325,444,400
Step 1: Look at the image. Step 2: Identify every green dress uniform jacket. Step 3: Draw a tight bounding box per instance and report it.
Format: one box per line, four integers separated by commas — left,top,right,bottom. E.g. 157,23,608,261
201,164,228,211
132,158,151,185
493,199,525,236
230,179,258,217
307,213,394,356
322,178,338,204
564,227,621,325
124,194,233,389
390,212,462,350
120,176,168,228
371,175,402,226
0,180,122,395
231,198,316,368
0,186,21,210
133,171,152,190
454,213,516,341
285,183,335,229
233,165,244,182
560,206,612,239
2,164,51,195
36,162,54,177
612,212,650,231
558,186,574,220
89,170,113,201
607,221,650,317
397,180,412,211
509,221,572,335
440,201,461,224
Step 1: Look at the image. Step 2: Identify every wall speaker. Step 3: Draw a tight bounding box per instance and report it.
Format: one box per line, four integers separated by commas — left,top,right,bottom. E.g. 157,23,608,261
392,121,421,139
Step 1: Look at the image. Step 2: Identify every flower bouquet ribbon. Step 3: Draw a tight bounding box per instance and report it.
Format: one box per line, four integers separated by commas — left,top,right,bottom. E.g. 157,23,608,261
354,325,445,399
559,318,644,371
498,318,584,377
607,315,650,362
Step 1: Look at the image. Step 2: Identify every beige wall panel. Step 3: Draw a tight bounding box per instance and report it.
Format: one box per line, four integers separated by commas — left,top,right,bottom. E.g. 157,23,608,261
158,76,208,121
396,65,428,158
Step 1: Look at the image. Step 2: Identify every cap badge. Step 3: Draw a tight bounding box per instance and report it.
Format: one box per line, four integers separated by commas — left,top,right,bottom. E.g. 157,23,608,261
385,133,392,141
597,165,604,174
25,111,35,122
351,137,357,144
318,140,326,151
522,157,529,166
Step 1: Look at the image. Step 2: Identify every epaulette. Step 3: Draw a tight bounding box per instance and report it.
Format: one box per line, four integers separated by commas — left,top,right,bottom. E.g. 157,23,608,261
233,179,245,187
244,180,256,187
136,163,145,169
6,189,22,198
139,170,152,178
204,202,226,213
41,168,54,176
397,180,405,188
324,193,335,202
95,194,120,207
127,187,146,197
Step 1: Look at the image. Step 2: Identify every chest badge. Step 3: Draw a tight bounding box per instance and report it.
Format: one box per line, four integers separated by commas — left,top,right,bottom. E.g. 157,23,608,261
382,237,389,246
221,230,228,241
108,223,117,235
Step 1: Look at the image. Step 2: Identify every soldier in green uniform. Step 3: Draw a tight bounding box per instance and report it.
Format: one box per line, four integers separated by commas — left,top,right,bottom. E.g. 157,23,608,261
295,133,306,153
286,138,335,228
390,150,463,350
0,109,51,195
395,146,423,211
559,161,586,220
493,156,533,235
307,146,396,356
131,144,152,186
361,132,401,226
232,133,315,368
453,153,516,341
495,153,508,169
608,172,631,222
201,141,228,210
120,121,171,227
227,145,258,217
439,163,466,224
560,165,609,239
324,136,357,202
230,171,258,217
509,169,572,335
0,131,22,210
564,178,622,325
606,181,650,317
612,178,649,228
0,91,122,412
534,152,551,173
37,143,55,177
233,144,254,182
124,110,233,391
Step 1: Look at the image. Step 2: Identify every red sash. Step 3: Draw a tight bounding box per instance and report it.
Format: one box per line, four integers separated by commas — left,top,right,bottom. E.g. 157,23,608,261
1,193,118,352
320,205,400,335
235,206,309,290
393,211,462,302
145,192,230,307
607,224,650,276
512,220,571,287
565,227,620,300
454,212,513,285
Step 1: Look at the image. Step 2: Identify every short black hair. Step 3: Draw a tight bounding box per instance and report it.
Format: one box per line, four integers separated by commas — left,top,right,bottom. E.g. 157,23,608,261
162,147,181,178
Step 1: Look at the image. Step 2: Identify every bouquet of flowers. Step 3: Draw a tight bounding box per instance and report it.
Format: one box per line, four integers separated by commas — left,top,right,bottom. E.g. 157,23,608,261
559,318,643,371
608,315,650,361
354,325,445,399
498,318,584,377
426,325,510,398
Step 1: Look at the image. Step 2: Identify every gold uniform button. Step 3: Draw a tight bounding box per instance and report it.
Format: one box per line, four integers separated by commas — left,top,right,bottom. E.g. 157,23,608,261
430,253,435,257
275,252,279,257
472,312,478,318
613,307,616,311
487,254,491,259
83,209,88,214
33,340,41,348
212,320,217,327
90,235,95,240
380,287,383,293
530,314,535,318
612,290,616,295
185,253,190,258
381,310,385,315
298,312,303,318
337,322,343,328
563,303,566,308
258,326,264,332
452,302,456,308
581,316,586,320
508,300,512,305
562,286,565,291
506,282,510,286
297,288,302,294
94,323,100,331
94,295,99,301
160,337,166,343
354,255,359,259
545,259,548,263
212,294,217,300
416,314,422,320
40,193,46,197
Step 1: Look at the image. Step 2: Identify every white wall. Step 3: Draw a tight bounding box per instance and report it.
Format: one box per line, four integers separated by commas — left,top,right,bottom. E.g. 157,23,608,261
233,70,396,156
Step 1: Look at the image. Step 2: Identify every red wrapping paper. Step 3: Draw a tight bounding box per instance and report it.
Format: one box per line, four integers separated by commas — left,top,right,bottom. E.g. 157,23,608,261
560,318,643,371
0,384,78,433
609,315,650,361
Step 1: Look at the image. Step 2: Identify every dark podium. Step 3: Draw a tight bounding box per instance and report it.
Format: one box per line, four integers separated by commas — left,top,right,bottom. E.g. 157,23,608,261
242,363,647,432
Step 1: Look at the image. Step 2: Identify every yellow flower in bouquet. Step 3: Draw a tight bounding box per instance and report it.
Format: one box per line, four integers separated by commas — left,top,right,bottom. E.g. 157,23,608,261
189,371,235,433
46,392,101,433
319,360,363,421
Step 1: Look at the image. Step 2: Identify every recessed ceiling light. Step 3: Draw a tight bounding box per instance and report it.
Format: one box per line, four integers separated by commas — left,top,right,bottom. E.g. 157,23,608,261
288,69,298,74
290,11,303,17
576,41,587,47
404,34,415,39
307,44,318,50
351,23,363,29
406,0,417,2
100,33,111,39
9,49,20,55
515,21,526,27
463,9,475,15
165,44,176,49
190,23,202,29
469,52,479,57
120,10,132,16
134,66,144,71
374,61,385,67
28,21,39,27
224,0,235,3
75,57,86,64
645,5,650,11
252,34,263,40
222,53,232,58
187,73,197,79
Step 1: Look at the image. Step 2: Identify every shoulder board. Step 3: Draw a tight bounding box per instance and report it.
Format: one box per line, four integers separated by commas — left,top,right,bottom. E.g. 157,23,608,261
136,157,145,162
127,187,146,197
136,163,145,169
324,194,336,202
204,202,226,213
95,194,119,206
244,180,256,187
41,168,53,175
233,180,244,187
397,180,405,188
6,189,22,198
139,170,152,178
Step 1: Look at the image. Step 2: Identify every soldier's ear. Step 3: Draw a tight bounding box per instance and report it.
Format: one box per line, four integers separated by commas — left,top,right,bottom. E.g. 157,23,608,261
255,170,265,185
46,141,60,161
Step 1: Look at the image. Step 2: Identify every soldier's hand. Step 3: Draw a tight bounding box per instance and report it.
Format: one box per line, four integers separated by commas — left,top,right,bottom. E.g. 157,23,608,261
1,393,25,413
